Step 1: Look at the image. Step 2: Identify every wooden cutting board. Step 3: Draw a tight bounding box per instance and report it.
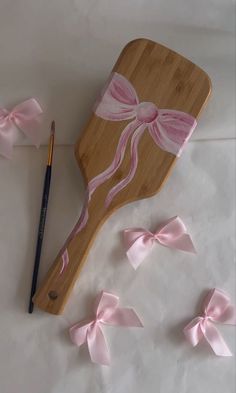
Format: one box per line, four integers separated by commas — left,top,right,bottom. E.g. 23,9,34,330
33,38,211,314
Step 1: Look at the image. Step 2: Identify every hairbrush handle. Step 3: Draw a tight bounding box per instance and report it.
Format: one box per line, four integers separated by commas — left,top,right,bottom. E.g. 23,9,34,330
33,185,112,314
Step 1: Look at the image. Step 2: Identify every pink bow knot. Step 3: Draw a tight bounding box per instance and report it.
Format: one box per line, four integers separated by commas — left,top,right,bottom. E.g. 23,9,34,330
0,98,43,158
184,288,236,356
136,102,159,123
123,216,196,269
69,291,143,365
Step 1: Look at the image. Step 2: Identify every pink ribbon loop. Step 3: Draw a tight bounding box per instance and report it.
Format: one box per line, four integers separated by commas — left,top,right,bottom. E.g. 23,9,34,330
0,98,43,158
69,291,143,365
123,216,196,269
184,288,236,356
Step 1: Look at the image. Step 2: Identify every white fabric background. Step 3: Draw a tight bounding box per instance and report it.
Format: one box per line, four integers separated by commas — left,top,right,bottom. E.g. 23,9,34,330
0,1,235,392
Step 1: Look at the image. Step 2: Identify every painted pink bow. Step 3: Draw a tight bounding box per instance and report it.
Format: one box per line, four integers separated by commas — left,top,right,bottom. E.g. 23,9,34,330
60,73,197,274
92,72,197,208
124,216,196,269
0,98,43,158
69,291,143,365
184,288,236,356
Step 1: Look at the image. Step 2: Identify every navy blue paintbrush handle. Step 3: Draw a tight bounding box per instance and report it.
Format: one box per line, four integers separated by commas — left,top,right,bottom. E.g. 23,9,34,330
28,166,51,313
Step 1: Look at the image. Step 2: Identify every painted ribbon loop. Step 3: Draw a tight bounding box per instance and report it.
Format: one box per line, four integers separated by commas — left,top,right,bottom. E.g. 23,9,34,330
95,73,197,207
0,98,43,158
124,216,196,270
69,291,143,365
60,73,197,273
184,288,236,356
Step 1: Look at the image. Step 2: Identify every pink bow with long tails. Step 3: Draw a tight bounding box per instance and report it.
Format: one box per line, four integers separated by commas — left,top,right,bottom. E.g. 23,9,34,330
184,288,236,356
69,291,143,365
0,98,43,158
60,73,197,273
90,72,197,209
123,216,196,269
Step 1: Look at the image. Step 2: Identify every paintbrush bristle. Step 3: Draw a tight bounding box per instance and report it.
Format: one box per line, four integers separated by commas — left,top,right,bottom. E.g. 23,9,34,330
47,121,55,165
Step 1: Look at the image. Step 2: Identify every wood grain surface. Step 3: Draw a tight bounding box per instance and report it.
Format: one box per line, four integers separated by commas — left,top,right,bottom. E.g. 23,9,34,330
33,38,211,314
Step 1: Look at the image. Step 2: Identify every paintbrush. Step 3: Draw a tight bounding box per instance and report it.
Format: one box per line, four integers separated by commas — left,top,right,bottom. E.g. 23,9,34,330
28,121,55,313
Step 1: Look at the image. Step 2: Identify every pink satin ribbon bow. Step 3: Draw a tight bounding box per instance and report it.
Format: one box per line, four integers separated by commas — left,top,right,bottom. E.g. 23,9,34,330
184,288,236,356
124,216,196,269
69,291,143,365
0,98,43,158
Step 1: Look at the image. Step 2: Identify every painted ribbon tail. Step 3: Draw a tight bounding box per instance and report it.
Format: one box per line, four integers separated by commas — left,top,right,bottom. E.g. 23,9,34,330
59,120,140,274
105,123,146,207
184,288,236,356
60,190,89,274
60,248,70,275
86,119,141,201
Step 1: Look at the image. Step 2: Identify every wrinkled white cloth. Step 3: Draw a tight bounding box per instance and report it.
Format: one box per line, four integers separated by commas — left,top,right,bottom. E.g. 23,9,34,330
0,141,235,393
0,0,235,392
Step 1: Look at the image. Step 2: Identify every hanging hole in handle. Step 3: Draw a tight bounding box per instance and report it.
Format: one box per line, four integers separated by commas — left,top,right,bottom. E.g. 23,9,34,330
48,290,58,300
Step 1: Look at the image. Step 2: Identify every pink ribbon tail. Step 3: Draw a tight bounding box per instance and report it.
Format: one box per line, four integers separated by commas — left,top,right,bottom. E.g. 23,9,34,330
124,229,154,270
87,323,110,365
59,189,89,274
203,320,233,357
184,288,236,356
183,317,204,346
